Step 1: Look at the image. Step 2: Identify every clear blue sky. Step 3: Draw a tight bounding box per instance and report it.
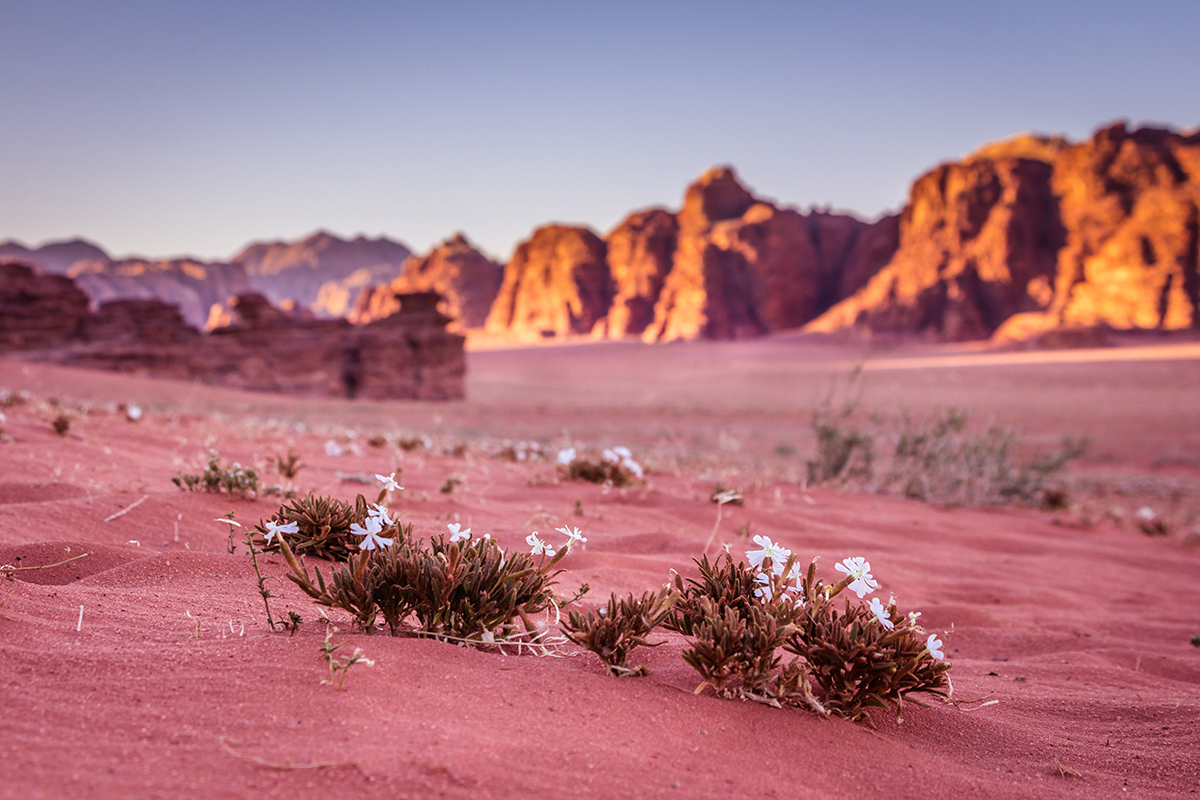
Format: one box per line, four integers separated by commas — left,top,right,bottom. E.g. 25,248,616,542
2,1,1197,262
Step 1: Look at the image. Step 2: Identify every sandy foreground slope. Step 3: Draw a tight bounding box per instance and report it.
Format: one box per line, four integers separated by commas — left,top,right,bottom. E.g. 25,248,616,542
1,338,1198,799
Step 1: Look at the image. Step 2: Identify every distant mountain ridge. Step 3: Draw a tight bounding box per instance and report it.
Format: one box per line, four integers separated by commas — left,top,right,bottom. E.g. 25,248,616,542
231,231,413,316
6,120,1198,344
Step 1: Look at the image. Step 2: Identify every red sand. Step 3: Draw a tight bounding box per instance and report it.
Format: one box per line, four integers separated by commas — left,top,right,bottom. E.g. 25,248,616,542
1,340,1199,799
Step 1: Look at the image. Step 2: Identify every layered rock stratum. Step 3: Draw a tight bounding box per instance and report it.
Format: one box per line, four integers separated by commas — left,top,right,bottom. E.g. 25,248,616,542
806,123,1200,341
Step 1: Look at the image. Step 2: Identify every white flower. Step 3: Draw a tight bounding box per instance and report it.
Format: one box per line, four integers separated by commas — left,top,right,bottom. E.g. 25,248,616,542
126,405,142,421
556,525,587,549
612,446,632,459
602,448,618,463
375,472,402,492
746,535,791,574
324,439,344,457
447,523,471,543
557,448,576,466
526,532,555,557
368,503,394,526
351,516,393,550
783,563,806,602
263,520,299,543
1136,506,1156,522
908,610,922,627
869,597,895,630
620,457,643,478
925,634,944,660
835,556,879,598
753,572,774,603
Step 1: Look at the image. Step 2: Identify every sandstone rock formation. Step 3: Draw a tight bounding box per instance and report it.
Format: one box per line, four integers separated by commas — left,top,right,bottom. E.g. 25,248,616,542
0,263,92,351
482,168,895,343
808,123,1200,341
232,231,413,315
347,233,503,330
485,225,612,339
80,300,199,346
603,209,678,338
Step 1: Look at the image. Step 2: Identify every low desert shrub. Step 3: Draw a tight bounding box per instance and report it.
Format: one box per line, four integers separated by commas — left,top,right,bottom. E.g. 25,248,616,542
253,492,369,561
52,413,72,436
563,586,677,676
267,476,590,644
274,448,304,479
494,440,542,462
558,446,643,486
173,450,259,499
661,542,951,720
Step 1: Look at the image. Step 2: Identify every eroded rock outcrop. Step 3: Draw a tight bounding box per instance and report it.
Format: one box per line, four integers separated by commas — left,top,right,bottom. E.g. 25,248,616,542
481,168,895,343
0,262,92,351
2,268,465,400
348,233,503,330
808,123,1200,341
485,225,612,339
603,209,679,338
642,168,897,341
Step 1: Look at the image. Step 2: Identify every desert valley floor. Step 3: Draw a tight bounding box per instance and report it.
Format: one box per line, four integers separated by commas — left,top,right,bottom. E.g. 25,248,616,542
1,336,1199,799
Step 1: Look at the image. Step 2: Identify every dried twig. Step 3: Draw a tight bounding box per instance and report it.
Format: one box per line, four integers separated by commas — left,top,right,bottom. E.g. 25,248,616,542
0,551,92,575
1050,758,1082,778
104,495,148,522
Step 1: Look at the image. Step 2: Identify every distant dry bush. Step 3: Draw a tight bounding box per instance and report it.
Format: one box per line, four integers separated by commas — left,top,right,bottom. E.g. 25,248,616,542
883,409,1086,507
805,398,1084,508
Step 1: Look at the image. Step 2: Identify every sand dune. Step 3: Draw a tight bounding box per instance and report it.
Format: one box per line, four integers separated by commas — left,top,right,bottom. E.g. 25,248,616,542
1,340,1198,798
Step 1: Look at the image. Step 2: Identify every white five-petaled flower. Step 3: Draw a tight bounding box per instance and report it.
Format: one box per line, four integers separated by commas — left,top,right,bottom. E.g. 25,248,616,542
868,597,895,630
351,516,393,550
447,523,472,543
368,503,394,526
925,633,944,660
263,520,298,543
557,447,576,466
375,472,403,492
746,535,791,574
753,572,774,603
526,532,555,557
835,556,879,598
556,525,587,549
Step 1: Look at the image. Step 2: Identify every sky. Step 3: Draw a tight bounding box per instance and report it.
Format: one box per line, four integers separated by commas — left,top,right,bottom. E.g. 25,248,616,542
2,0,1198,263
